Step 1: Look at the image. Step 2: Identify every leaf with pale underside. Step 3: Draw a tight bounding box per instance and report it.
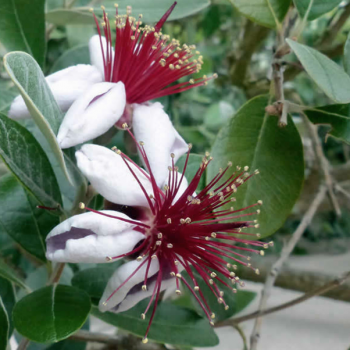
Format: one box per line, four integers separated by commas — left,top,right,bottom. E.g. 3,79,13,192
0,259,30,292
4,52,72,184
286,39,350,104
208,95,304,238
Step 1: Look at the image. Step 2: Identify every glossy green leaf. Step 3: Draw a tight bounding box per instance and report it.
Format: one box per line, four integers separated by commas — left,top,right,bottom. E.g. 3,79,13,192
91,301,219,347
204,101,234,131
50,45,90,74
176,154,205,191
0,114,62,208
4,52,72,184
0,276,16,337
229,0,291,28
47,0,210,25
0,0,46,67
0,260,29,291
0,296,9,350
208,95,304,237
71,263,121,300
182,269,255,321
305,104,350,145
13,285,91,343
0,174,59,262
286,39,350,104
294,0,342,21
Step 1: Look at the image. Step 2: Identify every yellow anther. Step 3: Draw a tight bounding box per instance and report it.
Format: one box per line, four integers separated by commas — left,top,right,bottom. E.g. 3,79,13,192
106,256,112,262
151,254,157,259
142,337,148,344
255,269,260,275
257,200,263,205
79,202,85,209
142,285,147,291
158,233,163,239
209,279,214,285
256,233,261,238
156,240,162,246
211,232,217,238
260,250,265,256
170,272,176,277
167,218,172,224
174,260,179,265
194,286,200,291
210,272,217,278
218,297,223,304
122,123,129,129
169,64,175,70
176,273,182,278
257,209,261,214
176,289,182,295
136,256,143,261
211,313,215,319
167,243,173,248
225,305,229,310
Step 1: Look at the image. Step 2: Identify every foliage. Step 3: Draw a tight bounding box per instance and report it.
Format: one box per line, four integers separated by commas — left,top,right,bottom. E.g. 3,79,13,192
0,0,349,348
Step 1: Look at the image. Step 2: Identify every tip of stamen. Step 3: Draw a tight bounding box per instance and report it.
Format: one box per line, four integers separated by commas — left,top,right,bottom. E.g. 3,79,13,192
136,256,143,261
151,254,157,259
105,256,112,262
225,305,229,310
260,250,265,256
167,243,173,248
89,7,94,12
170,153,175,158
122,123,129,129
257,200,263,205
211,313,215,319
255,269,260,275
142,337,148,343
176,289,182,295
102,301,107,306
170,272,176,277
194,286,200,291
210,321,215,326
79,202,85,210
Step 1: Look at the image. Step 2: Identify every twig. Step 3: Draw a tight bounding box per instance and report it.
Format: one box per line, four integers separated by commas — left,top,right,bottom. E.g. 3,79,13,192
48,263,66,284
301,113,342,217
249,185,327,350
334,183,350,200
216,270,350,327
17,339,30,350
70,330,120,345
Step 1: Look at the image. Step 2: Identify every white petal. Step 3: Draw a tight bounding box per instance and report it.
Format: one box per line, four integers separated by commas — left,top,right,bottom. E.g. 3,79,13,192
133,102,188,187
89,35,114,78
8,65,102,120
99,259,161,312
76,144,153,207
57,82,126,149
46,210,144,263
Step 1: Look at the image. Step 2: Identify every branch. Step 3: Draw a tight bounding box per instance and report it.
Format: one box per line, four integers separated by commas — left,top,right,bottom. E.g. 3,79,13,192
249,185,327,350
216,270,350,327
301,113,342,217
229,19,270,87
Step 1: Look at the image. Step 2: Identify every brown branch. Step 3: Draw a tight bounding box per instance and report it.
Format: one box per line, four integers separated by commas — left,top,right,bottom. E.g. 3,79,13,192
229,20,270,87
216,271,350,327
249,185,327,350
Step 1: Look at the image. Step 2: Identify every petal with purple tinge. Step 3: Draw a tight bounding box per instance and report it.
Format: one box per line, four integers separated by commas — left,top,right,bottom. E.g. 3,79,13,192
76,144,153,208
57,81,126,148
133,102,188,187
46,210,144,263
8,64,102,120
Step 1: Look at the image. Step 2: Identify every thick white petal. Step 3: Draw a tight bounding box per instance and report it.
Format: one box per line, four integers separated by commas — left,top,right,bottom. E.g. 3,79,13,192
46,210,144,263
76,144,153,207
89,35,114,78
57,82,126,148
8,65,102,120
99,259,161,312
133,102,188,187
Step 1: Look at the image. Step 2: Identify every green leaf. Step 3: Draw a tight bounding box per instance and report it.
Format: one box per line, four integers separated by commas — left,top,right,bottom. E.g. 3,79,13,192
48,0,210,25
233,290,256,314
50,45,90,74
0,296,9,350
0,174,59,262
0,81,18,113
45,9,95,25
204,101,234,131
229,0,291,28
71,263,121,300
305,104,350,145
0,0,46,67
182,269,255,322
294,0,342,21
176,154,205,192
0,260,29,291
286,39,350,104
0,276,16,337
208,95,304,237
4,52,72,184
13,285,91,343
0,113,62,208
91,301,219,347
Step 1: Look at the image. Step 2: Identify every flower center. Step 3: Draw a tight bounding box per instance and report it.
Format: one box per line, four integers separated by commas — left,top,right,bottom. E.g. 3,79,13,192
91,3,217,105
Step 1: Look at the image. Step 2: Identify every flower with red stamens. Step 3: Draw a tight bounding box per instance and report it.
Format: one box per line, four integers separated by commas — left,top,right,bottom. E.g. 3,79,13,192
46,126,268,344
9,2,216,151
